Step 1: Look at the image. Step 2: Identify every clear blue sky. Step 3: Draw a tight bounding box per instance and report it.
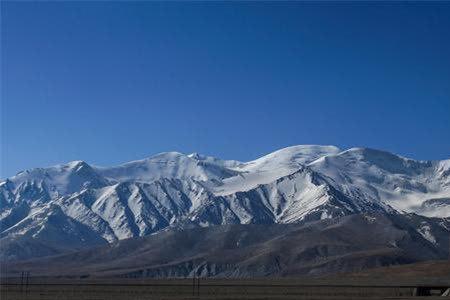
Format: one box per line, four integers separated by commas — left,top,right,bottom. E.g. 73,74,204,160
2,2,450,178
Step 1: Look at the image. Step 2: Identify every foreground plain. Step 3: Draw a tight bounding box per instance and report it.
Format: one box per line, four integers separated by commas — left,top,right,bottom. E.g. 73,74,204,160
0,279,431,300
3,260,450,299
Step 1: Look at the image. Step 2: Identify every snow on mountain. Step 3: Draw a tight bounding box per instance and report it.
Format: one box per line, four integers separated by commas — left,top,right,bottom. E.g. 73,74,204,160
1,145,449,260
5,160,110,198
0,202,107,251
96,151,241,183
211,145,341,196
308,148,450,217
191,166,387,227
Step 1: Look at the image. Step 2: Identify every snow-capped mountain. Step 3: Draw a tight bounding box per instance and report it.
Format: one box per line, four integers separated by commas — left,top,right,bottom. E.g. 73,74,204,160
1,145,449,261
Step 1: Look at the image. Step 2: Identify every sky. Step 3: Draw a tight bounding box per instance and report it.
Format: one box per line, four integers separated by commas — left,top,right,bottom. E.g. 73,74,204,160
1,2,450,178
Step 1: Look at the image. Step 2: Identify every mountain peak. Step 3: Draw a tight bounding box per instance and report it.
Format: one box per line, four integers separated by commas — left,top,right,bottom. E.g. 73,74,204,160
187,152,203,160
65,160,90,171
245,145,341,169
148,151,185,160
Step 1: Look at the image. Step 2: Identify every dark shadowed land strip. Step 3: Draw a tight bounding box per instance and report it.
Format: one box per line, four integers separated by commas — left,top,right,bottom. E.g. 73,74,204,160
0,282,424,300
1,260,449,299
1,277,449,300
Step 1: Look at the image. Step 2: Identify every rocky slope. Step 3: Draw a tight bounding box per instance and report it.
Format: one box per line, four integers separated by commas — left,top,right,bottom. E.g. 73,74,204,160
3,212,449,278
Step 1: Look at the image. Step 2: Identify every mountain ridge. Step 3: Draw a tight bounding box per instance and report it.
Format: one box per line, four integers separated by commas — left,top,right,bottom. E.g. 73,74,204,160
1,145,449,262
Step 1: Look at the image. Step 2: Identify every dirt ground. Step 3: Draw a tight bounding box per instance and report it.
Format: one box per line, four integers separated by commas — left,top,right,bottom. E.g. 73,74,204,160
1,278,445,300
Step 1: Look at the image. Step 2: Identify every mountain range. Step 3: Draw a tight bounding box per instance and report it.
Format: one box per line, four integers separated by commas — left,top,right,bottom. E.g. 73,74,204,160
1,145,450,277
